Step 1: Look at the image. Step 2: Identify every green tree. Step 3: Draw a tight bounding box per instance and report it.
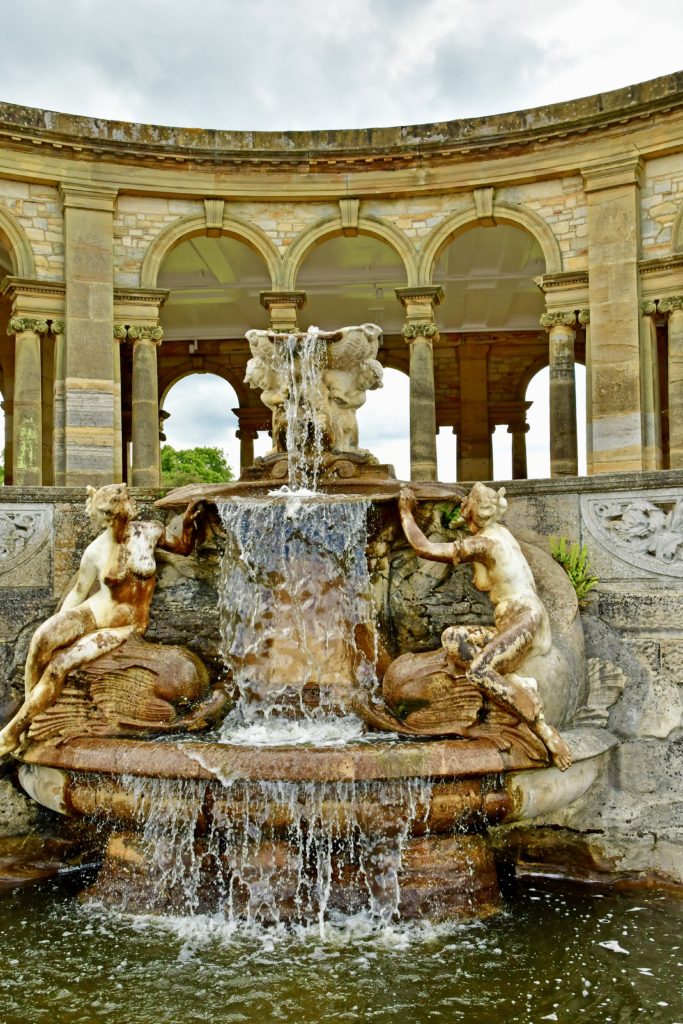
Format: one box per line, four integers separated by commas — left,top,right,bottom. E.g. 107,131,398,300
160,445,234,487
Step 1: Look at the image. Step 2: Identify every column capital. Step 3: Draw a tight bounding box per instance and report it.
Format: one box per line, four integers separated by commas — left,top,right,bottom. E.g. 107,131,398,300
259,290,307,312
232,406,270,433
113,323,128,341
641,300,658,317
59,183,118,213
50,320,65,335
577,309,590,325
7,316,49,336
402,322,439,342
395,286,444,308
127,324,164,344
540,311,576,330
658,295,683,315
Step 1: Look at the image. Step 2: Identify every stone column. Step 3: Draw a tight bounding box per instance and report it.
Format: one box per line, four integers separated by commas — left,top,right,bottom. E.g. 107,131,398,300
7,316,47,485
112,324,127,483
578,309,592,474
396,287,443,482
583,157,643,473
51,320,66,485
457,340,492,481
541,311,578,477
60,184,117,486
128,325,163,487
233,407,269,476
260,291,307,333
640,301,663,470
509,422,529,480
659,295,683,468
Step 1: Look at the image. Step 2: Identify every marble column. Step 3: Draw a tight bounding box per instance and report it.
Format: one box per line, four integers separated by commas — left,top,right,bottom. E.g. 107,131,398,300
583,157,643,473
128,325,163,487
8,316,46,485
260,291,307,332
541,311,578,477
639,301,663,471
659,295,683,469
457,340,492,481
60,184,117,486
396,287,442,482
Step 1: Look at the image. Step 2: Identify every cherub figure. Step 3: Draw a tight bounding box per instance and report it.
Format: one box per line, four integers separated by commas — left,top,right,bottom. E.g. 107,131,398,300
396,483,572,770
0,484,207,756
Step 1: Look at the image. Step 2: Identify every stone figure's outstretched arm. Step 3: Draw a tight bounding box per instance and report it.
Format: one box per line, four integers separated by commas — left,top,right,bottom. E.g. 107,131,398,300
399,488,457,564
157,500,208,556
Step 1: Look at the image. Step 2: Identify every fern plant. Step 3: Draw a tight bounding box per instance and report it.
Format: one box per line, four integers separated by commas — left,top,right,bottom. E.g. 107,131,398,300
437,503,463,530
549,536,599,608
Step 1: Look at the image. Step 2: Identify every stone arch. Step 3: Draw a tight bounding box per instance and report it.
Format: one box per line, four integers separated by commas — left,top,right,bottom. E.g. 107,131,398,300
417,200,563,283
141,213,282,289
283,214,419,290
159,363,249,409
0,204,36,278
671,202,683,255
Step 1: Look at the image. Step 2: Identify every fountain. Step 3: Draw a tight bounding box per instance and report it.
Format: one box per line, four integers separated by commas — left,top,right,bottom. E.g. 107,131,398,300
4,323,612,928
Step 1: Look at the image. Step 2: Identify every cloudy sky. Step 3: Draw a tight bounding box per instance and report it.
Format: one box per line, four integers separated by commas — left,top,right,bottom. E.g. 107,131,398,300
0,0,678,478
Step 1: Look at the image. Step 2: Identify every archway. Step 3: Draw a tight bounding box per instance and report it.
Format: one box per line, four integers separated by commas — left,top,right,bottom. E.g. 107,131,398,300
358,367,410,478
294,234,408,333
162,373,269,479
524,364,587,478
431,222,549,482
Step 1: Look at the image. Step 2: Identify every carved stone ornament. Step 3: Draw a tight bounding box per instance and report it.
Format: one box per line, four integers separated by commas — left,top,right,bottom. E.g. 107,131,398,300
582,489,683,577
50,321,65,335
7,317,49,336
402,322,439,341
126,325,164,343
539,311,576,330
658,295,683,315
0,505,52,581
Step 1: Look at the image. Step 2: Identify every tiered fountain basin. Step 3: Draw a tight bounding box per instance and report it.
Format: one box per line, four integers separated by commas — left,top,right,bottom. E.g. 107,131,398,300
18,728,614,920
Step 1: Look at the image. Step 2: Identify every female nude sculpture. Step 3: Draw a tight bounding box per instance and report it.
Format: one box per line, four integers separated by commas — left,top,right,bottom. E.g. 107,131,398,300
0,483,206,756
394,483,572,770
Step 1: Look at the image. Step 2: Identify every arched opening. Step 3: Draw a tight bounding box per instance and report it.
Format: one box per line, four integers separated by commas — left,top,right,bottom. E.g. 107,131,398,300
431,223,549,481
162,372,269,481
524,364,587,479
358,367,410,478
296,235,408,333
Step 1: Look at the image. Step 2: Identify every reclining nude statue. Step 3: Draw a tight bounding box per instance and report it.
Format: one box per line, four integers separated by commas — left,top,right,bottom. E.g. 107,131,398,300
0,483,227,756
355,483,572,771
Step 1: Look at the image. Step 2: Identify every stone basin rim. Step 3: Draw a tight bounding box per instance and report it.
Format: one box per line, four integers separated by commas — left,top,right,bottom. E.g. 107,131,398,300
18,730,611,783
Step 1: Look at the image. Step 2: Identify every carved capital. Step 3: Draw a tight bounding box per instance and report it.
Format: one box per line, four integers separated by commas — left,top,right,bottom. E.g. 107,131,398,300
127,325,164,344
540,311,576,331
402,321,439,342
7,316,49,336
113,323,128,341
640,301,658,317
50,320,65,335
578,309,590,325
658,295,683,315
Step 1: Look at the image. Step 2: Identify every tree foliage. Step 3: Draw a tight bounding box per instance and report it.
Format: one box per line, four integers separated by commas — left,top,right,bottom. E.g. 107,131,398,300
160,445,234,487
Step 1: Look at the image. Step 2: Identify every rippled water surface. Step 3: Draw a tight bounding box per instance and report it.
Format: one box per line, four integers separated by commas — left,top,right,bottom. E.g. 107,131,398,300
1,877,681,1024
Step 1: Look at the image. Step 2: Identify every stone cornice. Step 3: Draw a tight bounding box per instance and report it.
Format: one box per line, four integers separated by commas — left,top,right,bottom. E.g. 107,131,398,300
396,286,444,307
259,290,307,310
59,183,118,212
1,73,683,171
638,254,683,276
113,286,169,307
534,270,589,293
0,276,65,300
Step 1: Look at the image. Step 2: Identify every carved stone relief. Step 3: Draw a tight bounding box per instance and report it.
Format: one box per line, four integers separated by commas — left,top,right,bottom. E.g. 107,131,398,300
581,490,683,578
0,505,52,587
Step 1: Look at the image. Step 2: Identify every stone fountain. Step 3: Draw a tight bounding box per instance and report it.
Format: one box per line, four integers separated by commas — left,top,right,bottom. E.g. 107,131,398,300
5,323,612,926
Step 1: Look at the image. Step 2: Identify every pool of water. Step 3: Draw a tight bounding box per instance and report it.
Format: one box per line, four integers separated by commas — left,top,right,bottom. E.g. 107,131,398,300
0,875,681,1024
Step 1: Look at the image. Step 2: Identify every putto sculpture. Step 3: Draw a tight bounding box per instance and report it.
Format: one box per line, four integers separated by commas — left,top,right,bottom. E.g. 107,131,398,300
356,482,572,771
0,483,226,755
245,323,383,457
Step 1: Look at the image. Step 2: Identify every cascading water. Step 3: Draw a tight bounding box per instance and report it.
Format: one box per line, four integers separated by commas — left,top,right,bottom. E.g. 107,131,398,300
100,775,433,935
273,328,327,491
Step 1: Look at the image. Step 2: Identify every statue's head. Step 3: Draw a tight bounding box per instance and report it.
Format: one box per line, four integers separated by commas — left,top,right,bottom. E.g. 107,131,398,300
86,483,137,527
461,482,507,531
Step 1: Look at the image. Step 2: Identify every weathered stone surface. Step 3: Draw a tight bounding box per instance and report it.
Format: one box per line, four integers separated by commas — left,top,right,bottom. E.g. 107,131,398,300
0,777,39,835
